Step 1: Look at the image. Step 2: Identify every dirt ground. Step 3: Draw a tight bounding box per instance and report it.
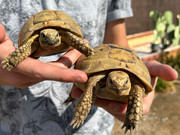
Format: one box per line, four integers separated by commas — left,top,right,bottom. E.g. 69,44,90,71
112,84,180,135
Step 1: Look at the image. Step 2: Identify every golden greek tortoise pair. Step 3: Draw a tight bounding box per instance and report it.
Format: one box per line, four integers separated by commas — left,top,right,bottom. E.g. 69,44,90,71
1,10,153,134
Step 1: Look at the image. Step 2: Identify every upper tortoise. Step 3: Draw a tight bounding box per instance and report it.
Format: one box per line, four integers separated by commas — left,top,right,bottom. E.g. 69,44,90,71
1,10,94,71
67,44,153,134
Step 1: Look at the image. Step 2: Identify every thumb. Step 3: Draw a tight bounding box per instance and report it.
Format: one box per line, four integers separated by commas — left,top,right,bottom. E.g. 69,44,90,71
145,60,178,81
0,24,6,43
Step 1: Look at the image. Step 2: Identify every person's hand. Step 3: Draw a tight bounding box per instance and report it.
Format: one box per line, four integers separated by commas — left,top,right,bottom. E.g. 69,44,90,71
0,24,87,88
71,60,178,121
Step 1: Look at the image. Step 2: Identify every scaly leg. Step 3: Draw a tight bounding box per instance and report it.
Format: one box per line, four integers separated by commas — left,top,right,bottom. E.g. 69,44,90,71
70,72,106,128
1,34,39,71
122,85,144,134
62,31,94,56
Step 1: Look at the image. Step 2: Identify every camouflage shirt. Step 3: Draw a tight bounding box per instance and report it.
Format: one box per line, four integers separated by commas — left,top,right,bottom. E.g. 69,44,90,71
0,0,133,135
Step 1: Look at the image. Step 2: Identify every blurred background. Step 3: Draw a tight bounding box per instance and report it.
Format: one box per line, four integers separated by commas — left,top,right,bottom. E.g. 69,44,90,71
126,0,179,34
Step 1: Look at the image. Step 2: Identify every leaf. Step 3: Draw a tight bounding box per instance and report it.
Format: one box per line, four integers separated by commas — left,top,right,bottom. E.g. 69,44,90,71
156,22,166,32
164,11,173,24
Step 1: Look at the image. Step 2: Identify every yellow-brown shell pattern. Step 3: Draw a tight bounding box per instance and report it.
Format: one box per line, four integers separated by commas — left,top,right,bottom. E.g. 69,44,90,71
75,44,152,94
18,10,82,46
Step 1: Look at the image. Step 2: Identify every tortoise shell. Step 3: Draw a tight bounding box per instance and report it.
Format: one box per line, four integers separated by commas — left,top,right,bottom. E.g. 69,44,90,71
18,10,82,46
75,44,152,94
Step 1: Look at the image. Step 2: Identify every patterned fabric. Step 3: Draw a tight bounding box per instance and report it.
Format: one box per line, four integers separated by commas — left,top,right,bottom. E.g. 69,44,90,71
0,0,133,135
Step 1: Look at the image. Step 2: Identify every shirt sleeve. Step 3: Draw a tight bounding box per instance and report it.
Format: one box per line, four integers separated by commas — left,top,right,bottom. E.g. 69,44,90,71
107,0,133,23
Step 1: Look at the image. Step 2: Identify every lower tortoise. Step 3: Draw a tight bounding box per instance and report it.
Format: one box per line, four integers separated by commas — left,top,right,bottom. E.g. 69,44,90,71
66,44,153,133
1,10,94,71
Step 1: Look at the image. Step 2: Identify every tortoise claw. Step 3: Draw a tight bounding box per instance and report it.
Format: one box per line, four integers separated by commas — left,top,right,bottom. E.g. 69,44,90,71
1,57,15,71
70,117,84,128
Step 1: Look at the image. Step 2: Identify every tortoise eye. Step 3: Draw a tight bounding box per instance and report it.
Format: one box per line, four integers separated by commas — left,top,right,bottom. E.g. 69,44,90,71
125,79,128,84
41,33,46,38
56,33,59,37
109,79,113,85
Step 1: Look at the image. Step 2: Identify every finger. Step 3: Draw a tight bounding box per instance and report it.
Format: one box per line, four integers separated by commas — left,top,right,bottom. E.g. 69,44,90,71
108,111,125,122
142,90,155,115
0,41,16,60
145,60,178,81
0,33,16,60
151,77,158,88
0,69,37,87
13,57,87,83
0,24,6,43
107,101,127,115
83,39,89,44
17,81,41,88
53,39,89,68
52,49,82,68
71,87,83,98
0,25,12,45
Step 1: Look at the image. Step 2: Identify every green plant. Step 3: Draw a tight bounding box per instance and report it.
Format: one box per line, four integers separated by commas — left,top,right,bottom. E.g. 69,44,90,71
173,15,180,45
150,11,180,48
155,51,180,92
155,78,173,92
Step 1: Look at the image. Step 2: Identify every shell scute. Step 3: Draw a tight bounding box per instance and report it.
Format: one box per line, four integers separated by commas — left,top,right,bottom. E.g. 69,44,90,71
75,44,153,94
18,10,82,46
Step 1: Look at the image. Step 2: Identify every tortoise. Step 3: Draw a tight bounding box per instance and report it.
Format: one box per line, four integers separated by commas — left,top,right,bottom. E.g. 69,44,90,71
1,10,94,71
67,44,153,133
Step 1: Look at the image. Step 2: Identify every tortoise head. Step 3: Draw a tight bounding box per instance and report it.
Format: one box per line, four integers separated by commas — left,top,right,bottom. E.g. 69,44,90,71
106,71,131,95
39,28,61,48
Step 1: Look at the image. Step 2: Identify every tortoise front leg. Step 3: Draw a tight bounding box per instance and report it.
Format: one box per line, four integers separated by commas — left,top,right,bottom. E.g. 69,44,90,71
70,72,106,128
122,84,144,134
70,82,95,128
61,31,94,56
1,34,39,71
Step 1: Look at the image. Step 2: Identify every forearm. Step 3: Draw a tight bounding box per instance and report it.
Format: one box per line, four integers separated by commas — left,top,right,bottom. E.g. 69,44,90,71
103,19,130,48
